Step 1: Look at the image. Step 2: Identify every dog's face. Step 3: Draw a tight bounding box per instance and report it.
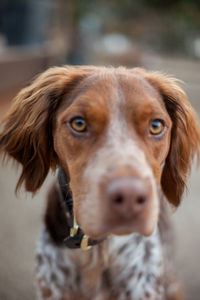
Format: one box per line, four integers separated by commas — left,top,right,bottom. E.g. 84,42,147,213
0,66,199,240
54,71,172,238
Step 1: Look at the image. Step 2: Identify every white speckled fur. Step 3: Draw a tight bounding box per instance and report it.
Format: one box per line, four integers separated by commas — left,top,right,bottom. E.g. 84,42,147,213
36,227,164,300
108,230,164,299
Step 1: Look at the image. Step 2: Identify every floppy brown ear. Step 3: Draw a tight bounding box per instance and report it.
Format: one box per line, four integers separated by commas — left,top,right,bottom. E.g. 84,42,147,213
0,66,92,193
143,71,200,206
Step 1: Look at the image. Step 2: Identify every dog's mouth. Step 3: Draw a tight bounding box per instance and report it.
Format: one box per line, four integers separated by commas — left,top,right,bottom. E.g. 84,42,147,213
81,215,157,241
110,220,155,237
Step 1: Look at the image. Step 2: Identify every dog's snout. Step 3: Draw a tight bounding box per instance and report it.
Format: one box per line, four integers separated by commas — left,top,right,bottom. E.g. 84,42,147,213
106,177,148,218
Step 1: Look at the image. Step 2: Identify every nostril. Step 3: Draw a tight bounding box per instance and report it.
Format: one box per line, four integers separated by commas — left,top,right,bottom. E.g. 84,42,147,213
136,196,147,205
114,195,124,205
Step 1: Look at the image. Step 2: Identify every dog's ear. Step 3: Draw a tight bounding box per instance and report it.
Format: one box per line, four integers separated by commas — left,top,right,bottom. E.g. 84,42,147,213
0,66,92,193
142,71,200,206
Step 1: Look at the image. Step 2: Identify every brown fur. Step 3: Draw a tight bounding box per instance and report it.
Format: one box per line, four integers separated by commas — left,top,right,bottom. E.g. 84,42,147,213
0,66,96,192
45,184,69,245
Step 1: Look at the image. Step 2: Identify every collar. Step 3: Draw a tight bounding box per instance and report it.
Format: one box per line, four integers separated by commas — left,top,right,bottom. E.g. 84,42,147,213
57,167,104,251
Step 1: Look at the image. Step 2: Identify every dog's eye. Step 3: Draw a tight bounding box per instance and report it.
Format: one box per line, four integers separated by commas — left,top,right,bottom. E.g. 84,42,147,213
149,120,164,135
70,117,87,132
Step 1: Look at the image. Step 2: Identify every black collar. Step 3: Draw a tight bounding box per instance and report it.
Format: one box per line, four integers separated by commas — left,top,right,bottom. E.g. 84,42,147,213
57,167,104,250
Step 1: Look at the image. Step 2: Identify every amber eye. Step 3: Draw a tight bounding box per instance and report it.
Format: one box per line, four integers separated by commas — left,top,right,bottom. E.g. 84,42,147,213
149,120,164,135
70,117,87,132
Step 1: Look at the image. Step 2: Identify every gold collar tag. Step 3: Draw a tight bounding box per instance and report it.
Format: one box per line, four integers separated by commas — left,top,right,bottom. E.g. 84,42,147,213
81,235,92,251
69,216,92,251
70,216,79,237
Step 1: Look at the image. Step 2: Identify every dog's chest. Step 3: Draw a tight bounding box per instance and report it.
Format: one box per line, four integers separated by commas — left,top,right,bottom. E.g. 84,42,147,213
36,229,164,300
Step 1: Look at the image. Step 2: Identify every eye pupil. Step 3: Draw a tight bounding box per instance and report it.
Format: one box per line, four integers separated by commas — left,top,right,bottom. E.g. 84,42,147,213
75,119,84,127
152,121,160,129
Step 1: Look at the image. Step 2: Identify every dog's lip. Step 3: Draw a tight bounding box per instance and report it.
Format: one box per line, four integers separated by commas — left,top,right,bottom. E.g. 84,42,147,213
85,226,137,240
110,219,156,237
85,219,155,240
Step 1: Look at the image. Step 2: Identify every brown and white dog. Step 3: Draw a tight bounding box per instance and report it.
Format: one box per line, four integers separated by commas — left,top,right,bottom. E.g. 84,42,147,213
0,66,200,300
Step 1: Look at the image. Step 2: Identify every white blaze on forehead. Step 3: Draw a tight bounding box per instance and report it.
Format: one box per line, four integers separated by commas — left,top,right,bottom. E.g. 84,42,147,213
85,77,153,180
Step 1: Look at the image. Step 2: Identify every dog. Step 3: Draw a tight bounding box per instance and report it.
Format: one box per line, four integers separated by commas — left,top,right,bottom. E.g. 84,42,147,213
0,66,200,300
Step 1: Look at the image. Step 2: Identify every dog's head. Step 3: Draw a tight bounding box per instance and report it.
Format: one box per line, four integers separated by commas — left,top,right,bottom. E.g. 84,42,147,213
1,66,200,239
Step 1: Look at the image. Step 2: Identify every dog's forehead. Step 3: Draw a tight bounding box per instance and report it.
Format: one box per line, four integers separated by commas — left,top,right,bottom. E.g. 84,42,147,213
70,69,165,112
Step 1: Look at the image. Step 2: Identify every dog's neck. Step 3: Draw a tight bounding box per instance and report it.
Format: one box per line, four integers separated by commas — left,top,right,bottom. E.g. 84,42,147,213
57,167,104,251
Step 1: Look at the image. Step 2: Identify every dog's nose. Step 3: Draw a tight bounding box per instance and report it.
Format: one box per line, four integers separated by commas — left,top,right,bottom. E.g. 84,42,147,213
106,177,148,218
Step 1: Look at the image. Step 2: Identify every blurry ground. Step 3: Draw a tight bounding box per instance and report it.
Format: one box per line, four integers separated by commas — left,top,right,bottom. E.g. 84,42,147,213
0,56,200,300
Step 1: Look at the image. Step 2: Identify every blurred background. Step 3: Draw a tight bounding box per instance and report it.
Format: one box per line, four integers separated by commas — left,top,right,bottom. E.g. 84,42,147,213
0,0,200,299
